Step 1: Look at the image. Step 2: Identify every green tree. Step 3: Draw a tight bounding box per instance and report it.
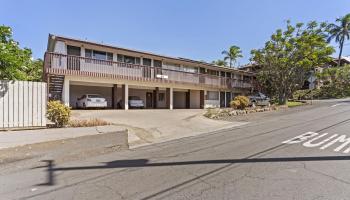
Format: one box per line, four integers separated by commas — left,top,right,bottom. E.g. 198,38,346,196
0,25,42,81
316,65,350,98
25,59,43,81
251,21,334,105
212,59,227,66
327,13,350,67
222,45,242,68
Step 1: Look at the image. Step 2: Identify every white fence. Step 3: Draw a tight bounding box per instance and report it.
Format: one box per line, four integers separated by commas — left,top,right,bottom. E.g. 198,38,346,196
0,80,47,129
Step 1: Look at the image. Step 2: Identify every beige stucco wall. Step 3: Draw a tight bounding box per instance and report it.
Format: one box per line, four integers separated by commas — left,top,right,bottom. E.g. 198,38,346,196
190,90,200,109
173,91,186,109
54,41,66,54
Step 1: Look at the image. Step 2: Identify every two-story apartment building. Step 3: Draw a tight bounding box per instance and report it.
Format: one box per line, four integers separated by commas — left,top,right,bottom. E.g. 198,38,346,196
44,34,255,110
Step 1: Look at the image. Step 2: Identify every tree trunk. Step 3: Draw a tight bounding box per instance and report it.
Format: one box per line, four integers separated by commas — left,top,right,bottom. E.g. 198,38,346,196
278,93,287,105
338,38,344,67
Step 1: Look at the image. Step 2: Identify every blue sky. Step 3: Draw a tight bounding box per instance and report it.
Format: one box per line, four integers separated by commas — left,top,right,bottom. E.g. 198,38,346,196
1,0,349,65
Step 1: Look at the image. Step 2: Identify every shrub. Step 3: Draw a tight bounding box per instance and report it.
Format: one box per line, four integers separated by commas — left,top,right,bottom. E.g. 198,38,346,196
47,101,71,128
69,118,111,127
230,95,249,110
230,100,241,109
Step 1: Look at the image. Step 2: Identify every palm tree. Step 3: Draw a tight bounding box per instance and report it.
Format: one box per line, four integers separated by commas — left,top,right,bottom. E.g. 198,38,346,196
327,13,350,67
212,59,227,66
221,45,243,68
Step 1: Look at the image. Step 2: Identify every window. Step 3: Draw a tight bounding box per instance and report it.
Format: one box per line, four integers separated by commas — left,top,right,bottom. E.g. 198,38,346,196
183,65,198,73
85,49,113,61
207,91,219,100
135,57,140,65
107,53,113,61
67,45,81,56
163,62,180,70
117,54,140,64
93,50,106,60
124,56,135,64
143,58,152,66
117,54,123,62
208,70,218,76
85,49,92,58
154,60,162,68
243,76,251,82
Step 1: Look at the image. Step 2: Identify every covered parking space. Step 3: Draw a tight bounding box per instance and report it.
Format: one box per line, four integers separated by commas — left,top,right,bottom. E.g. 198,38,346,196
64,79,204,110
128,86,168,109
69,82,113,109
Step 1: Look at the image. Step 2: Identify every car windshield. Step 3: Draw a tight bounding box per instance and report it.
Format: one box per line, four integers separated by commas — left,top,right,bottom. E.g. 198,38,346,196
129,96,141,100
258,93,266,98
88,94,102,98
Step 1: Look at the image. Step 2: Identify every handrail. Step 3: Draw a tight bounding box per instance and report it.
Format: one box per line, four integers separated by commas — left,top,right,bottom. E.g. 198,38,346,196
44,52,253,89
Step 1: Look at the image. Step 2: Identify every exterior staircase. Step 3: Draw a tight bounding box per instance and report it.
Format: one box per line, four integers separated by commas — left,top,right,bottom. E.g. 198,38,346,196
48,75,64,101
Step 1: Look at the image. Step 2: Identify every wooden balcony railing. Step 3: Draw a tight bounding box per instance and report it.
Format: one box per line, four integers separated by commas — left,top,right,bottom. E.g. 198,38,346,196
44,52,252,90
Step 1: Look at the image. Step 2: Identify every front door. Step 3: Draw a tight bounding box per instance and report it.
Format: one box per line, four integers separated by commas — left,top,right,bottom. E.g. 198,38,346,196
146,92,153,108
220,92,226,108
225,92,232,107
67,45,81,70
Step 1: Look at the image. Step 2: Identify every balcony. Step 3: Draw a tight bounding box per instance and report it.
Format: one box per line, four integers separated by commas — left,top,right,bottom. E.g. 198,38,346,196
44,52,252,90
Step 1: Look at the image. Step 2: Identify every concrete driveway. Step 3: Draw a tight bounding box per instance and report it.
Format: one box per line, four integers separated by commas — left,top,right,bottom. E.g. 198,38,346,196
71,109,246,147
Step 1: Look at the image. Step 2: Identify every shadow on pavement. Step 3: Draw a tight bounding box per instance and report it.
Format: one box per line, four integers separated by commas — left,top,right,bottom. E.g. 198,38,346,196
37,155,350,186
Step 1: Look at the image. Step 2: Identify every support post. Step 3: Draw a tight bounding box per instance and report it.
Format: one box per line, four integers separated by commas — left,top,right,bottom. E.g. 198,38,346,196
218,90,221,108
200,90,205,109
112,84,118,109
122,84,128,110
153,87,159,109
166,88,173,110
186,90,190,109
62,77,69,106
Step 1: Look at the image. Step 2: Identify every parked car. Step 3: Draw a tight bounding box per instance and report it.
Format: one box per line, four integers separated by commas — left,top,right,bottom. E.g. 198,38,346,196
76,94,107,109
249,92,271,107
128,96,145,108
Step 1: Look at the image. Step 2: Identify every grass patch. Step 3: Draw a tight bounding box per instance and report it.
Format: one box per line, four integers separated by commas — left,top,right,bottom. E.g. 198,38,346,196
287,101,305,108
69,118,111,127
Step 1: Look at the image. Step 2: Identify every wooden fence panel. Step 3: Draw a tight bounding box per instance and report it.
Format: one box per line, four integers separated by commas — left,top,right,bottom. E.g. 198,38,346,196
0,80,47,129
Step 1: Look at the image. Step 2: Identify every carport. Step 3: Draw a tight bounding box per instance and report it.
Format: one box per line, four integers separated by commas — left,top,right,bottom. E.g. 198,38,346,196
69,82,113,108
128,86,168,109
64,79,203,110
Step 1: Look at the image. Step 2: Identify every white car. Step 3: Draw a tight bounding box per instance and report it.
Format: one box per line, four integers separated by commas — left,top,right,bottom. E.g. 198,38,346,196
76,94,107,109
248,92,271,107
129,96,145,108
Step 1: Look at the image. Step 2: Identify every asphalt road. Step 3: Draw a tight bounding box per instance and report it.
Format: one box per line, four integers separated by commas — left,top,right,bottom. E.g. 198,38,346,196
2,100,350,200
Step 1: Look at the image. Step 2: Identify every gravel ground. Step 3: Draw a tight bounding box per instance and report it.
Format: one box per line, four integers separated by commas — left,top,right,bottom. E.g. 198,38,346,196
215,103,322,122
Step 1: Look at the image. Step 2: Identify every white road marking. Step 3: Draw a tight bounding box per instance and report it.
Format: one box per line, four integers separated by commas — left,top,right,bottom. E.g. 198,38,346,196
283,132,350,154
331,102,350,107
303,133,338,147
282,132,318,144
